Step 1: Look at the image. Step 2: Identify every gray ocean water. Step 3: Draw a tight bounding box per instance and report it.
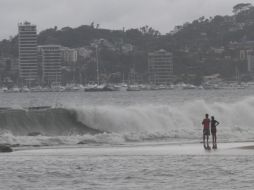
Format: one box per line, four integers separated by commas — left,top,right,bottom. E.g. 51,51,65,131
1,89,254,189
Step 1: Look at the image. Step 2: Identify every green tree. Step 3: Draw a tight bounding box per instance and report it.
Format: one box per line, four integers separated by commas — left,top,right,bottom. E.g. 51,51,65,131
233,3,253,15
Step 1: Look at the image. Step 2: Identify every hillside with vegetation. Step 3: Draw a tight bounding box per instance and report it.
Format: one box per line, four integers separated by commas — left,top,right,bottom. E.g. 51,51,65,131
1,3,254,84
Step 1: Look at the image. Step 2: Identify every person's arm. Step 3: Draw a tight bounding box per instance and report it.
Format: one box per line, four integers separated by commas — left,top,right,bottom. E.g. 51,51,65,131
215,120,219,126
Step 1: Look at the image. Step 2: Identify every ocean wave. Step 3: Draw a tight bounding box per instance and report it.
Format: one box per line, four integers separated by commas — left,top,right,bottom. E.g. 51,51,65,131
1,97,254,146
0,108,99,136
74,97,254,142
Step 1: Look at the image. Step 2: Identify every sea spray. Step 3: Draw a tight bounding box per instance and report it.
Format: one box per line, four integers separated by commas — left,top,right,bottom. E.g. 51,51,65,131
0,97,254,146
75,97,254,141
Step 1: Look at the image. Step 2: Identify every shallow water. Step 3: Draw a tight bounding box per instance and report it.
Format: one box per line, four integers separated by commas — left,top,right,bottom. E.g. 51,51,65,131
1,143,254,190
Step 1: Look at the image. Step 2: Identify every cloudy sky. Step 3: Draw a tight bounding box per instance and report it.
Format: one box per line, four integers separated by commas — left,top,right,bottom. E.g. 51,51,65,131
0,0,252,40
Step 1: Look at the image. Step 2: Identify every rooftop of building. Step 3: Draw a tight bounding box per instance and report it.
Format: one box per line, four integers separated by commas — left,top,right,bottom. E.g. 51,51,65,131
148,49,173,56
38,45,62,48
18,21,36,26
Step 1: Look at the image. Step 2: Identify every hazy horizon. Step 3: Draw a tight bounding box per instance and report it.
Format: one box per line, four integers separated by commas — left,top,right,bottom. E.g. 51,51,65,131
0,0,253,40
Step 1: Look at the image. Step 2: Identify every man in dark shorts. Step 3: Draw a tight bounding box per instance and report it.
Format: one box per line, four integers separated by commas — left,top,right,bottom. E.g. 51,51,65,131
202,114,210,149
211,116,219,149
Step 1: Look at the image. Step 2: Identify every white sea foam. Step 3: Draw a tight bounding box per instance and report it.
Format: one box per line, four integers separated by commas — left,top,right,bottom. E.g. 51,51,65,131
74,97,254,142
1,97,254,146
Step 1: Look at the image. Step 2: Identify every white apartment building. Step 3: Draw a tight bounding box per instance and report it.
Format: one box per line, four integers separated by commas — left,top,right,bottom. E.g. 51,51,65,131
38,45,62,85
18,22,38,83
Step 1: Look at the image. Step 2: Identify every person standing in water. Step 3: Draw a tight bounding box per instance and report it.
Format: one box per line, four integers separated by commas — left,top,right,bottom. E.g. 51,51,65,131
211,116,219,149
202,114,210,149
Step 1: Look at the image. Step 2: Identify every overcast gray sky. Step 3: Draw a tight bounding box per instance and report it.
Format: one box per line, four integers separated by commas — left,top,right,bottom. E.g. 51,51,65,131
0,0,252,40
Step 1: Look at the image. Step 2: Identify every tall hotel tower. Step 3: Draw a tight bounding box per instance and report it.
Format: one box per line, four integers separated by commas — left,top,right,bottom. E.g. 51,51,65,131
18,22,38,83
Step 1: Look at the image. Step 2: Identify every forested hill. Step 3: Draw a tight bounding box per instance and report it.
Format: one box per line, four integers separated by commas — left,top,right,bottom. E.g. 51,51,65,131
169,3,254,50
1,3,254,81
0,24,161,57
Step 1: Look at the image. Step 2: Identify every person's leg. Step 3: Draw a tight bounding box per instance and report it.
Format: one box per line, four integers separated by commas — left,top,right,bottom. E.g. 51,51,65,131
213,133,216,146
206,135,209,147
203,134,206,148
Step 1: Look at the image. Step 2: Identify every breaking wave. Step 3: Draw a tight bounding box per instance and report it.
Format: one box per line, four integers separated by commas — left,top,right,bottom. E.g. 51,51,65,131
1,97,254,146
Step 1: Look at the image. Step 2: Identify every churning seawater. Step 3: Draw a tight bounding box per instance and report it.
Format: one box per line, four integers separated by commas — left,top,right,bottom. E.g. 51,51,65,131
1,89,254,189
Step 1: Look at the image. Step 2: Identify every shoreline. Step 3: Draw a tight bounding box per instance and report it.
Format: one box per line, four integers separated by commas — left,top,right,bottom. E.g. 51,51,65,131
238,145,254,149
7,141,254,156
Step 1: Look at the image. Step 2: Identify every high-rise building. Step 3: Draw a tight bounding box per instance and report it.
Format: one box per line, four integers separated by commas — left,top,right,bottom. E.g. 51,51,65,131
148,49,174,84
38,45,62,85
18,22,38,83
